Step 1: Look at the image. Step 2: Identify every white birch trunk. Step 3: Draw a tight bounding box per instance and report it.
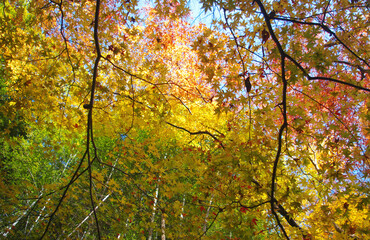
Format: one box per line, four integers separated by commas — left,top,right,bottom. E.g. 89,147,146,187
148,185,159,240
161,212,166,240
202,196,214,234
67,193,111,238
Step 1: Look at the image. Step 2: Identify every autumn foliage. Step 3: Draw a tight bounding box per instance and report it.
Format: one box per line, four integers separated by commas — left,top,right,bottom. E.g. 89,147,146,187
0,0,369,239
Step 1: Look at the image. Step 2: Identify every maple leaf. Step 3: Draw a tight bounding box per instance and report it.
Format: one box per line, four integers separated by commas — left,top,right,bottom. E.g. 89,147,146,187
240,207,248,213
252,218,258,226
1,0,369,240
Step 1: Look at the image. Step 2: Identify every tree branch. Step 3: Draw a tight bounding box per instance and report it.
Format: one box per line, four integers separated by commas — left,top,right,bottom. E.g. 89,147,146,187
254,0,289,238
165,122,225,149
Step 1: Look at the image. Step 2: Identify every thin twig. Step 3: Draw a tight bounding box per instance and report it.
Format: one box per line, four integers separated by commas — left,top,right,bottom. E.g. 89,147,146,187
165,122,225,149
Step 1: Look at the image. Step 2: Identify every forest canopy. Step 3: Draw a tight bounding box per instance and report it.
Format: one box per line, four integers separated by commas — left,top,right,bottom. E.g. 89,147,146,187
0,0,369,239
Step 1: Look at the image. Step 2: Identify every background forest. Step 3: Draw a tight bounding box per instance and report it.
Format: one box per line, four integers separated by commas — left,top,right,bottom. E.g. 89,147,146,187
0,0,369,239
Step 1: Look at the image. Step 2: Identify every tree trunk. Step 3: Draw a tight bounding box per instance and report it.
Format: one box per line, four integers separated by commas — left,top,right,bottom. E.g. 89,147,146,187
148,185,159,240
161,212,166,240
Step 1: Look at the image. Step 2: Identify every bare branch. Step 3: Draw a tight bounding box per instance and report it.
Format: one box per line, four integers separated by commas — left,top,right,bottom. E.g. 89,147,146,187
165,122,225,149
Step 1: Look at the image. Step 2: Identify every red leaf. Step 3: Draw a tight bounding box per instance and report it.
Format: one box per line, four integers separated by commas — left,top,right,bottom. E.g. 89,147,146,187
252,218,258,225
240,207,247,213
200,206,205,212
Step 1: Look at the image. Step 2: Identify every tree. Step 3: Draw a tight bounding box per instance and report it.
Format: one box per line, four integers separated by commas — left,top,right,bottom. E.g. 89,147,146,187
0,0,369,239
